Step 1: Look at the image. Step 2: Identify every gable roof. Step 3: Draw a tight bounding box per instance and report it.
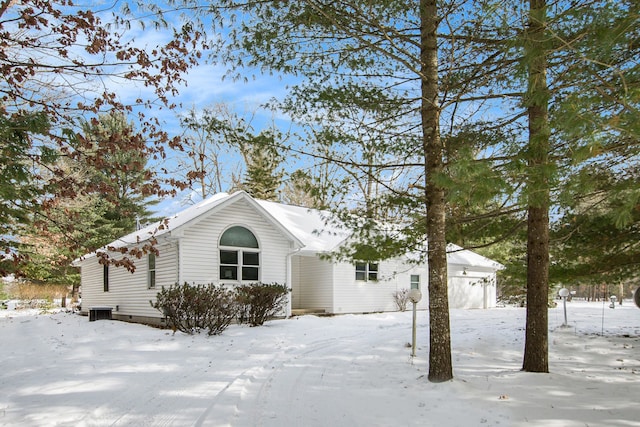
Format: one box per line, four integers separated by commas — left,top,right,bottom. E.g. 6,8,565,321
255,199,349,254
74,191,340,263
447,243,505,271
74,191,502,271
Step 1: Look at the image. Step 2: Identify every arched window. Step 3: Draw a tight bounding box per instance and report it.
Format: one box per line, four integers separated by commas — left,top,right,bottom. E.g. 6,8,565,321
219,226,260,281
220,226,259,248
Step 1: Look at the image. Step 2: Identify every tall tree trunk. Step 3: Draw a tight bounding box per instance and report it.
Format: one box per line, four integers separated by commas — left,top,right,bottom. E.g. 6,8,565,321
523,0,550,373
421,0,453,382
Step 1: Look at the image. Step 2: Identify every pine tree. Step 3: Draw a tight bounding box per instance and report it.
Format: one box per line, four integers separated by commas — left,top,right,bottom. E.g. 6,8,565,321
239,130,284,202
522,0,551,373
193,0,458,381
77,112,158,233
0,112,50,275
17,112,158,285
154,0,639,377
449,0,640,371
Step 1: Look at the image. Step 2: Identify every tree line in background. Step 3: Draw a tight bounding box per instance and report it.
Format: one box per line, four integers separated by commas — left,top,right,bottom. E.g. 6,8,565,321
0,0,637,382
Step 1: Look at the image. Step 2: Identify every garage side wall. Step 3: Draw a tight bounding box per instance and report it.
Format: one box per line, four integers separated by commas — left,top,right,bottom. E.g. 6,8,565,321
448,265,497,309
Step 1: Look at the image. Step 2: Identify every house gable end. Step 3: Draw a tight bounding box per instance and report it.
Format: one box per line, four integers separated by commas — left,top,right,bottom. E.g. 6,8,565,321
172,192,304,249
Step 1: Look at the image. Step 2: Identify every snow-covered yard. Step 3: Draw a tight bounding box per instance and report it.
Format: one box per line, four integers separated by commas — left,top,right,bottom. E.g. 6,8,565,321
0,301,638,426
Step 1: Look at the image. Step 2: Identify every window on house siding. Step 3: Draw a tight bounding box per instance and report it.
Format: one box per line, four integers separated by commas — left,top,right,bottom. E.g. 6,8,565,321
220,226,259,248
148,253,156,289
220,250,239,280
103,264,109,292
410,274,420,290
355,262,378,281
219,226,260,282
242,251,259,281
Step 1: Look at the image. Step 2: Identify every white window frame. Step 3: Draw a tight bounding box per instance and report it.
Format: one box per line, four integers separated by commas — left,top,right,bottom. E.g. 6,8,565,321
219,226,261,283
219,248,261,282
410,274,420,290
355,262,379,282
148,253,156,289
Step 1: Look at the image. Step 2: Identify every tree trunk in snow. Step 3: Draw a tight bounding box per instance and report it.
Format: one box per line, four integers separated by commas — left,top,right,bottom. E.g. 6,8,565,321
522,0,550,373
421,0,453,382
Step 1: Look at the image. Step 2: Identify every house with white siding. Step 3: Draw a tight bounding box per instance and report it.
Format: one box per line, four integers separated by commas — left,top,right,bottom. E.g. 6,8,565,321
73,191,503,325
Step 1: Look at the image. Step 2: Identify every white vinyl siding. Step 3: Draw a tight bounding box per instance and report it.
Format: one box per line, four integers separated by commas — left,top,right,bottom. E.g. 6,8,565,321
79,243,178,318
447,264,497,309
179,198,291,286
332,258,429,314
78,197,294,322
76,192,500,323
292,255,335,311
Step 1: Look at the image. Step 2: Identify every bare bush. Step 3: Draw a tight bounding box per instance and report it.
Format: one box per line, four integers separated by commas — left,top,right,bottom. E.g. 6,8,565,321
393,289,410,312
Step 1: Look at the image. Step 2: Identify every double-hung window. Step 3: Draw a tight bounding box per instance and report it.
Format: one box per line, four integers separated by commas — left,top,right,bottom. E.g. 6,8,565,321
103,264,109,292
148,253,156,289
219,226,260,282
410,274,420,290
355,262,378,281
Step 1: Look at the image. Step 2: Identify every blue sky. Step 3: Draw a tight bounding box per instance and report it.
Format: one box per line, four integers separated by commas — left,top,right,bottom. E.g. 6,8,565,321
90,4,299,218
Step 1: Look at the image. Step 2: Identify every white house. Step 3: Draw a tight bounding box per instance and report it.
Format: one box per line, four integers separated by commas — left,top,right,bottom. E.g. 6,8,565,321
73,191,503,325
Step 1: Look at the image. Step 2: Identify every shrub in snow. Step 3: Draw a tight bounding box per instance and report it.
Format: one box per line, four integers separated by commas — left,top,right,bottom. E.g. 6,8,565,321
199,285,237,335
235,283,289,326
393,289,410,312
151,283,197,334
151,283,237,335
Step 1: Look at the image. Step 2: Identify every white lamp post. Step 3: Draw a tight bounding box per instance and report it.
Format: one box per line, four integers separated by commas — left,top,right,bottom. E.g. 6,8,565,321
408,289,422,357
559,287,570,327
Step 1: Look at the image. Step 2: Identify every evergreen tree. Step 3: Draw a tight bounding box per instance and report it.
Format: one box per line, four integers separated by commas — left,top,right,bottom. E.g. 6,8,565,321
552,168,640,286
0,112,51,275
178,105,286,201
18,112,158,285
239,130,284,201
146,0,639,378
522,0,551,373
0,0,205,270
450,0,640,371
77,112,158,234
188,0,460,381
549,0,640,288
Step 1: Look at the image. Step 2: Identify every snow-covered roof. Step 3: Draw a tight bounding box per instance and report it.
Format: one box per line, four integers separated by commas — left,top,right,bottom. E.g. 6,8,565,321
447,243,505,271
75,192,347,263
126,192,348,253
255,199,348,254
100,192,233,250
75,191,502,271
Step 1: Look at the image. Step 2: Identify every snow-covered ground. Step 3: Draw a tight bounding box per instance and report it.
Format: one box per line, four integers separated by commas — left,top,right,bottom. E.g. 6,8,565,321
0,301,638,427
